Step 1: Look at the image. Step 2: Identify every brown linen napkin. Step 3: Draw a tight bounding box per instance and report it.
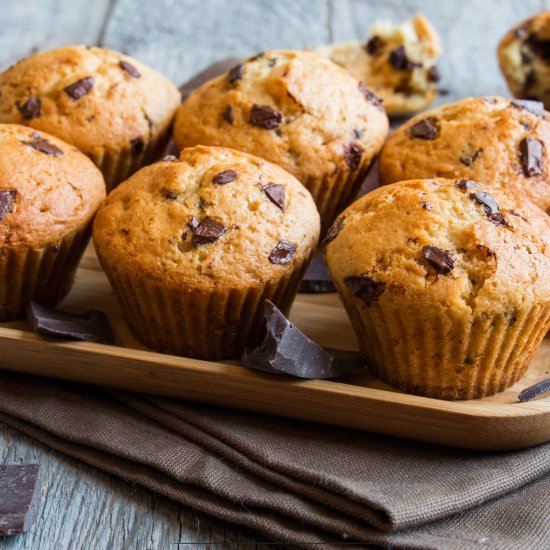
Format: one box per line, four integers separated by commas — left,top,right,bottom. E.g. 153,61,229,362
0,371,548,549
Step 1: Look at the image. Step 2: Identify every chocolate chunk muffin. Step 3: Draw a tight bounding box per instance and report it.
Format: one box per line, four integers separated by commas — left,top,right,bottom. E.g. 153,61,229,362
173,50,389,232
0,45,180,190
0,124,105,321
379,96,550,214
316,14,442,117
325,178,550,400
498,12,550,109
93,145,320,359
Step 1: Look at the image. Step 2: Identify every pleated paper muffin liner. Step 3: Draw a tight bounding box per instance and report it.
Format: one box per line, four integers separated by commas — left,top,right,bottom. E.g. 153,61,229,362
0,225,92,322
339,294,550,400
97,252,312,360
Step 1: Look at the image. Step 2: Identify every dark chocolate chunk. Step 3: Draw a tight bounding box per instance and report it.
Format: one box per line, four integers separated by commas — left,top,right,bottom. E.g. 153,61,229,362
161,154,178,162
388,46,420,71
476,244,495,257
17,96,41,119
511,99,546,118
241,301,365,379
427,65,440,82
487,212,511,227
0,464,41,536
130,137,144,156
27,300,115,344
119,60,141,78
213,169,237,185
22,135,63,157
422,246,455,275
459,149,482,166
470,191,500,214
160,188,177,200
525,33,550,59
519,137,544,177
456,179,481,191
345,275,386,306
358,82,384,111
187,216,199,231
322,216,345,246
262,183,285,211
410,118,439,140
269,241,296,264
421,199,433,211
518,377,550,402
179,57,241,101
64,77,94,99
365,36,384,56
250,104,283,130
0,190,16,221
222,105,234,124
191,217,227,247
300,253,335,293
344,143,363,171
228,64,245,83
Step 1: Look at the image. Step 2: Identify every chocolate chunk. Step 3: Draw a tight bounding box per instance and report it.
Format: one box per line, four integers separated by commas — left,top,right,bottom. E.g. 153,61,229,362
322,216,345,246
410,118,439,140
519,137,544,177
161,154,178,162
459,149,482,166
525,33,550,59
470,191,500,214
17,96,41,119
27,300,115,344
345,275,386,306
422,246,455,275
188,216,199,231
191,217,227,247
427,66,440,82
64,77,94,99
487,212,511,227
222,105,234,124
0,464,41,536
476,244,495,257
344,143,363,171
421,199,433,211
358,82,384,111
22,135,63,157
518,377,550,402
365,36,384,56
179,57,242,101
160,188,177,200
241,301,365,379
250,104,283,130
300,253,335,293
0,190,16,221
511,99,546,118
389,46,420,71
119,60,141,78
228,64,245,83
262,183,285,211
130,137,144,156
456,179,481,191
269,241,296,264
213,169,237,185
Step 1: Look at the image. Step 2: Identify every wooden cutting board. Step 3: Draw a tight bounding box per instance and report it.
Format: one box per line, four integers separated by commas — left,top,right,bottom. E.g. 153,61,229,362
0,245,548,451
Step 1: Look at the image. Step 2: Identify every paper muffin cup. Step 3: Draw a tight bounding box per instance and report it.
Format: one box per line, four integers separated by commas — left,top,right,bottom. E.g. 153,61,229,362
337,291,550,400
0,225,91,322
96,251,313,360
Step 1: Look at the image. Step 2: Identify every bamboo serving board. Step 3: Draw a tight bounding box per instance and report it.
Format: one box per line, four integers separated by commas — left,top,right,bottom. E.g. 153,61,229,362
0,245,548,451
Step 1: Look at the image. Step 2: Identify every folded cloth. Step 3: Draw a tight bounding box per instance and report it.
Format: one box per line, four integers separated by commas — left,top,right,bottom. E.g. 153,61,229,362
0,371,548,549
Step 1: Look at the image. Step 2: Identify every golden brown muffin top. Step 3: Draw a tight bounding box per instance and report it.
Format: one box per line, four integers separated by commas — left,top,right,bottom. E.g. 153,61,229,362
0,124,105,248
173,50,389,187
93,145,320,289
0,45,181,157
379,96,550,214
325,178,550,316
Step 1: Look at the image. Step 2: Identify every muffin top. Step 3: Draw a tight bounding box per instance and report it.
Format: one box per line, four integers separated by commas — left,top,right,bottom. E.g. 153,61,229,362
0,45,181,157
93,145,320,288
0,124,105,248
173,50,389,187
379,96,550,214
325,178,550,315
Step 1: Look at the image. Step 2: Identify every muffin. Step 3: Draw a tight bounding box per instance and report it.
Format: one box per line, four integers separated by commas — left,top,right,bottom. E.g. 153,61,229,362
379,96,550,214
173,50,389,232
315,13,442,117
0,124,105,321
0,45,181,190
325,178,550,400
93,145,320,359
498,12,550,109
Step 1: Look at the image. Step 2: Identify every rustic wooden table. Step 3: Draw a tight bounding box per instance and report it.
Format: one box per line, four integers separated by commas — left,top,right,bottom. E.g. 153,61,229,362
0,0,548,548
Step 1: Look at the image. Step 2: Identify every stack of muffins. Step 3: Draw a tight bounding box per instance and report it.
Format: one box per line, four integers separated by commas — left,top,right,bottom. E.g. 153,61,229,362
2,10,550,401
